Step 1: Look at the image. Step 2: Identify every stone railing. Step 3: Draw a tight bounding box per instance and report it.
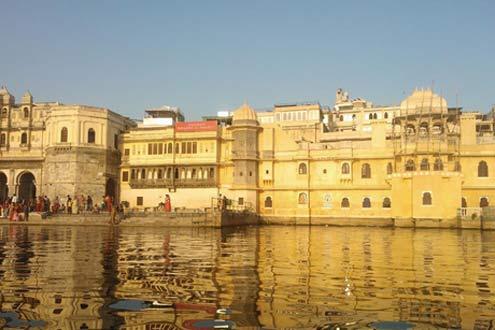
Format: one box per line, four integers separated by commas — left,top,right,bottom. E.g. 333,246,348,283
477,136,495,144
129,178,216,188
457,207,482,220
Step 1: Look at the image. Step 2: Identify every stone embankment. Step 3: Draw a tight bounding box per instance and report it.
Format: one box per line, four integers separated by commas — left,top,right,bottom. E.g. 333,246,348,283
0,210,259,228
1,210,494,230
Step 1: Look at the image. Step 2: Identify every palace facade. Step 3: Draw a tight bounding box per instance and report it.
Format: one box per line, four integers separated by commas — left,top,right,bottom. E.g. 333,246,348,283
0,86,135,202
120,88,495,225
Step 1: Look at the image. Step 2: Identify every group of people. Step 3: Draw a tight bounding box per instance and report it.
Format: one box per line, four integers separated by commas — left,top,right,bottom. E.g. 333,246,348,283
0,193,119,221
60,194,114,215
0,194,31,222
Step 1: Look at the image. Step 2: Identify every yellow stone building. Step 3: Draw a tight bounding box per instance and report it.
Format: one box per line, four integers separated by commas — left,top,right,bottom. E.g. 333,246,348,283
120,88,495,226
0,86,135,202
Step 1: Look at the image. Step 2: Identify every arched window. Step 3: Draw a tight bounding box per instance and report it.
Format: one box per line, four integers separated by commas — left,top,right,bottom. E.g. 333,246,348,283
432,122,443,135
433,158,443,171
478,161,488,177
373,113,377,119
461,197,467,208
339,115,343,122
298,163,307,175
384,112,389,119
362,197,371,208
341,163,350,174
455,161,462,172
23,107,29,118
405,159,415,171
352,114,356,120
167,143,173,154
405,124,415,136
387,162,393,175
383,197,391,208
166,168,172,179
0,133,5,146
298,192,308,205
480,197,489,208
368,113,373,120
341,197,350,208
60,127,68,143
87,128,95,144
20,132,27,145
422,192,432,205
361,163,371,178
174,168,179,179
420,158,430,171
209,168,215,179
419,122,428,137
141,169,146,179
264,196,272,208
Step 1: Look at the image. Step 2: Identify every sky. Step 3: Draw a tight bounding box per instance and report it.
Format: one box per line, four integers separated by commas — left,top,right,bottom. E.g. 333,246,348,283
1,0,494,119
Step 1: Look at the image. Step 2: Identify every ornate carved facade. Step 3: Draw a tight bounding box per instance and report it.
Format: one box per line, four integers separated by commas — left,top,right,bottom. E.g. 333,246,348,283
0,86,135,202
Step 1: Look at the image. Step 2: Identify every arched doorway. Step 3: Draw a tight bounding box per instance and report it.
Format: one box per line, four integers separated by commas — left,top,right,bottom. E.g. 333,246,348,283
105,178,116,199
18,172,36,202
0,172,8,201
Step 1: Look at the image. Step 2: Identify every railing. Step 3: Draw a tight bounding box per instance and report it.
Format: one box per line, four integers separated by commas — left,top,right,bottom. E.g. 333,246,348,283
211,197,253,212
458,207,482,220
477,136,495,144
129,178,216,188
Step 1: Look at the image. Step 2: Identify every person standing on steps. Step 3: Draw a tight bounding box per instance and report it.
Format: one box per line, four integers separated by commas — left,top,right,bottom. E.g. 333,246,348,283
23,200,30,222
66,196,73,215
164,194,172,212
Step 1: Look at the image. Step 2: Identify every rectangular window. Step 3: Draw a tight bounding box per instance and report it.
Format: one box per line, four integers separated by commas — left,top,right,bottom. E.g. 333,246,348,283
238,197,244,205
186,142,192,154
137,197,143,206
148,143,152,155
122,171,129,182
192,142,197,154
130,169,136,180
153,143,158,155
114,134,118,149
158,143,163,154
181,142,186,154
124,148,130,156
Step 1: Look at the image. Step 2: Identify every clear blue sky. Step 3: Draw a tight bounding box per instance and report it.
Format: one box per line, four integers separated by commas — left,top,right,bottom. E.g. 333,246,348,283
1,0,494,119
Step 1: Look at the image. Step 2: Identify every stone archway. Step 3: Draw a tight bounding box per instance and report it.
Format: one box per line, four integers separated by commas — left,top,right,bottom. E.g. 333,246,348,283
18,172,36,202
0,172,8,201
105,178,116,199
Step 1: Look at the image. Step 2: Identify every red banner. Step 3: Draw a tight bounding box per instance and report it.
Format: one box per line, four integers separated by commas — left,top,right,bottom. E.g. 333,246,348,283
175,121,217,132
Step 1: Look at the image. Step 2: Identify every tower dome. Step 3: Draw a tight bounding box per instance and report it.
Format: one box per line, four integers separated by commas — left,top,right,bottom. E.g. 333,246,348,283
232,103,257,123
400,88,447,114
0,86,14,105
21,91,33,104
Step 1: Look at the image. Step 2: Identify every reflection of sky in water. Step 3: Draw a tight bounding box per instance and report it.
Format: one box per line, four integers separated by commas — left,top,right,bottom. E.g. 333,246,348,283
0,225,494,329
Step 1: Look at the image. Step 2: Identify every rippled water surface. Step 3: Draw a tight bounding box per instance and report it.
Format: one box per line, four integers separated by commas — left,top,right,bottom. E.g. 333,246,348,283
0,225,494,329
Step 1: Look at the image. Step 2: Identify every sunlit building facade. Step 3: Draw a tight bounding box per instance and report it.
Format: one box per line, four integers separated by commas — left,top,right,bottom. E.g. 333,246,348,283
120,88,495,226
0,86,135,202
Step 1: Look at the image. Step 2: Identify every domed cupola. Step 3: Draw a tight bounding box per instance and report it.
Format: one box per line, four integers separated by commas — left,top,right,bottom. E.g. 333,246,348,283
21,90,33,104
232,103,258,125
0,86,14,105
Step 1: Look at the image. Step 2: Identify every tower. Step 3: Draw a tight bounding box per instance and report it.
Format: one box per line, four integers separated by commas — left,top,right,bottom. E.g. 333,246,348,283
229,103,260,211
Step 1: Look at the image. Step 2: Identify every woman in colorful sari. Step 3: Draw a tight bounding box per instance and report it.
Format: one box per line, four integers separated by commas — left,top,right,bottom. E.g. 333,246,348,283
164,194,172,212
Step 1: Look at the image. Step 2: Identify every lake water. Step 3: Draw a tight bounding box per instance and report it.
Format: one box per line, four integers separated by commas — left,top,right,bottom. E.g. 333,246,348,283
0,225,494,329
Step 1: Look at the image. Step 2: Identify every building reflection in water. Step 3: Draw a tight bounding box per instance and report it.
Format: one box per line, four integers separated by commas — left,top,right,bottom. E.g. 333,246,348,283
0,225,494,329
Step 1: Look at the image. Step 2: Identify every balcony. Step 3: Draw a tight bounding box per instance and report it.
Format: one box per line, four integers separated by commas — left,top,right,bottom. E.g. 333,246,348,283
129,178,216,189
